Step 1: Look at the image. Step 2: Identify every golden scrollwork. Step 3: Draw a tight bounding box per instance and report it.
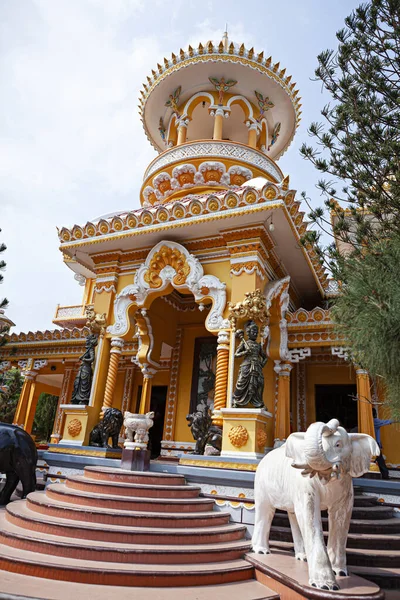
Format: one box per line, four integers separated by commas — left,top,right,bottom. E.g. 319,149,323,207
228,425,249,448
143,245,190,289
85,307,107,336
67,418,82,438
228,289,269,329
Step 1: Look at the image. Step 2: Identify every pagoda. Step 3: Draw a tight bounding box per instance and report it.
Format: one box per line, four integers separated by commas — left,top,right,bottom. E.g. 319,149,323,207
1,32,397,471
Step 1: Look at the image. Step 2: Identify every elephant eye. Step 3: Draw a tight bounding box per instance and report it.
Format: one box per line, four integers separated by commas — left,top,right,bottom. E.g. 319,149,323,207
335,442,342,448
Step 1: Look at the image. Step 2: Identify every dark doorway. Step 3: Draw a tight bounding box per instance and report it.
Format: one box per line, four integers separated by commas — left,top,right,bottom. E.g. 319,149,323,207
315,384,358,432
136,385,168,458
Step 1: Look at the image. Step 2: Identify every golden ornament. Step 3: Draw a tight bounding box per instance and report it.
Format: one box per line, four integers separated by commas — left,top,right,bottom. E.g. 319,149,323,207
68,419,82,438
228,425,249,448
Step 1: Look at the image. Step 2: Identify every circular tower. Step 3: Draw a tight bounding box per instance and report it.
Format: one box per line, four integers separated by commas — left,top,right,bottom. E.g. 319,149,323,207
139,33,301,206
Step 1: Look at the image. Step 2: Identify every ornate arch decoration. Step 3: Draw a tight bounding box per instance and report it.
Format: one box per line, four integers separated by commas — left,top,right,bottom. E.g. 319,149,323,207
183,92,214,119
108,240,229,340
226,95,254,121
265,276,290,361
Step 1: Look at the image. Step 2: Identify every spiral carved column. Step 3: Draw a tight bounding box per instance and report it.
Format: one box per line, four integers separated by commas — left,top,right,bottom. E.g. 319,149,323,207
273,361,293,448
212,330,230,426
102,337,124,412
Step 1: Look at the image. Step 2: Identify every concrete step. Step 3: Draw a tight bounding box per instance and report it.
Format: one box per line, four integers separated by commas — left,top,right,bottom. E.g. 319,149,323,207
270,525,400,550
268,538,400,568
26,491,230,528
66,474,201,498
0,571,279,600
84,466,186,486
6,501,247,545
353,494,380,507
0,543,254,587
272,512,400,533
274,504,394,523
349,565,400,590
46,482,215,512
0,514,251,564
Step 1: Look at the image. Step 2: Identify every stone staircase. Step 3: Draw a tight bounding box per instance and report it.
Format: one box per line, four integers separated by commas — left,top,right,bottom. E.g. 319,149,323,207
269,492,400,590
0,466,276,599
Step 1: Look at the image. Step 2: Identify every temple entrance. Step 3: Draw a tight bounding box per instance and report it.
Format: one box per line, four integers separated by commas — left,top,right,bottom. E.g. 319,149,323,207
136,385,168,458
315,384,358,431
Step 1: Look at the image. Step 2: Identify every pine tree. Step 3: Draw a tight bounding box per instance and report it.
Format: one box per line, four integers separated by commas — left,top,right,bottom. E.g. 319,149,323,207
300,0,400,412
300,0,400,273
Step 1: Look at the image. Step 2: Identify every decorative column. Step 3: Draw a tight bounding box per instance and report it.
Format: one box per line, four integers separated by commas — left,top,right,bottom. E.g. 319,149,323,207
176,118,189,145
50,366,74,443
212,108,225,140
102,337,124,412
356,367,379,472
139,368,155,414
355,368,375,438
13,366,36,427
247,123,259,148
212,330,230,426
274,362,293,448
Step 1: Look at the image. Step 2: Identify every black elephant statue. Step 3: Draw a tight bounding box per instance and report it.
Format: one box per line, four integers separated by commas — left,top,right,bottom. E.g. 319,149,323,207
0,423,37,505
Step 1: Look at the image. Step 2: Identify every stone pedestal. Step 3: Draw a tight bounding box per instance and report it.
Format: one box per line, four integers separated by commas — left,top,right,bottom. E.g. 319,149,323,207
59,405,89,446
121,448,150,471
221,408,273,460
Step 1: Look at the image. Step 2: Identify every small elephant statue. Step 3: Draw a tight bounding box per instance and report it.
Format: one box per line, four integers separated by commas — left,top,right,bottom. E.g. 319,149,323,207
88,408,123,448
124,411,154,447
0,423,37,504
252,418,379,591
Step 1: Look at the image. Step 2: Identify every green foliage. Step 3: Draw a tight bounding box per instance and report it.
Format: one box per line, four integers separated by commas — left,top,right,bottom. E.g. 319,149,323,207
0,368,23,423
32,393,59,442
300,0,400,267
300,0,400,413
332,234,400,415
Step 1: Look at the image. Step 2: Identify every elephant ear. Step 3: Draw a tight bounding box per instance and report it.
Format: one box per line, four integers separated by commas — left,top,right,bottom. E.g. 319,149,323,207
349,433,380,477
285,432,306,467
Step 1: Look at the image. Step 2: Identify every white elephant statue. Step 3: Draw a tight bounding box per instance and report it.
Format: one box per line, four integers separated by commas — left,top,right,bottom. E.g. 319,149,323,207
252,418,380,591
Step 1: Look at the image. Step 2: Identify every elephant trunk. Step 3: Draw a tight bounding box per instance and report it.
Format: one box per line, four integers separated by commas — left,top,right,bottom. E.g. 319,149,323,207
304,419,340,473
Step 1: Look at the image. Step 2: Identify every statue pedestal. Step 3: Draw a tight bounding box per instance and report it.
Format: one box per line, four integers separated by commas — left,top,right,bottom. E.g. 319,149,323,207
221,408,273,460
121,448,150,471
247,551,383,600
59,405,89,446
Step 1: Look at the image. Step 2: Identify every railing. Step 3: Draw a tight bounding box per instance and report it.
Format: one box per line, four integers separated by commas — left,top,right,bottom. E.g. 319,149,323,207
143,139,283,182
54,305,85,319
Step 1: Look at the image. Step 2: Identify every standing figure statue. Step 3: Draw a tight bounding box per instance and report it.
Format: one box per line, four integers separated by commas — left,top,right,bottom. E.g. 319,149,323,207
71,333,98,405
232,320,267,409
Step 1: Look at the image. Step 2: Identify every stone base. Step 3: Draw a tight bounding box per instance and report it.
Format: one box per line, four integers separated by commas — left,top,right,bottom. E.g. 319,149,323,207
221,408,273,458
47,443,122,459
121,448,150,471
179,453,263,472
59,405,89,446
247,551,383,600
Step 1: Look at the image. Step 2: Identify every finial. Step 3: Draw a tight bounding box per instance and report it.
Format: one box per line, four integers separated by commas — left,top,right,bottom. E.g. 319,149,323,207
222,24,228,52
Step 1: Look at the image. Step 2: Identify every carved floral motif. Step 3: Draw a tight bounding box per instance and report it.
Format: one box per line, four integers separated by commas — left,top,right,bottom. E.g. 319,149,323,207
68,419,82,437
228,425,249,448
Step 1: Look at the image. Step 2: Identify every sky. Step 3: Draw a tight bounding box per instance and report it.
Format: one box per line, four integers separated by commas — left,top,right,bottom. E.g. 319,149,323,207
0,0,362,333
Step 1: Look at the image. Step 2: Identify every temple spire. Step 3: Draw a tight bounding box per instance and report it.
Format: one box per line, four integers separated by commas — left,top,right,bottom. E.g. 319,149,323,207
222,25,229,52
